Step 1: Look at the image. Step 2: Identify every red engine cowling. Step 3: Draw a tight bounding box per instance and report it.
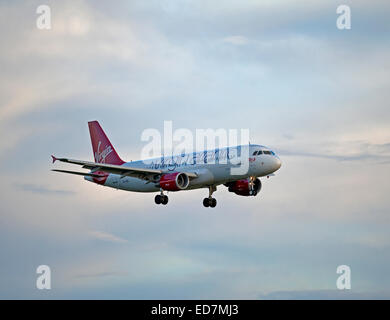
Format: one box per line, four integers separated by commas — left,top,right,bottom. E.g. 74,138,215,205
159,172,190,191
226,178,261,196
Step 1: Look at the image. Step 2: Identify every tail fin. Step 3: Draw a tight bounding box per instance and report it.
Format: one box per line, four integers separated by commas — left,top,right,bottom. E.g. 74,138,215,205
88,121,125,165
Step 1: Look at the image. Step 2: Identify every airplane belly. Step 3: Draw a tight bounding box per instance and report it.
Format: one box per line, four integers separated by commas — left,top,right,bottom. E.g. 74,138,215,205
105,174,159,192
187,168,215,188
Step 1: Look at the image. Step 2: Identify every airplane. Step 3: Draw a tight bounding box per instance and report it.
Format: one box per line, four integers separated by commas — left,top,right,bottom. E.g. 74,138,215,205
51,121,282,208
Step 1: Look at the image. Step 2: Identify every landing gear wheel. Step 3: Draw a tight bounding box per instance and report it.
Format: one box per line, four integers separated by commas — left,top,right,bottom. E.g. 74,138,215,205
155,195,161,204
203,186,218,208
161,195,168,205
203,197,217,208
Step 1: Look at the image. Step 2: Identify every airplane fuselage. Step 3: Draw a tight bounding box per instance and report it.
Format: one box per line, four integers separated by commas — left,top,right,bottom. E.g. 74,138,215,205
86,144,281,192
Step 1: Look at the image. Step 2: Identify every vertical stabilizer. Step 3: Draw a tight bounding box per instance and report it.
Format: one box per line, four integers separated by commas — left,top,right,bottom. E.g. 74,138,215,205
88,121,124,165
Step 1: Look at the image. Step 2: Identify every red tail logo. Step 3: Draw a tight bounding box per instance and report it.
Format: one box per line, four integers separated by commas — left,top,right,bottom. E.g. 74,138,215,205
88,121,124,165
95,141,113,163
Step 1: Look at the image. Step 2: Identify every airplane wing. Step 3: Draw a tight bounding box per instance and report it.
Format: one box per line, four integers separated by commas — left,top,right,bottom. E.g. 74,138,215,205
51,155,198,180
52,169,106,178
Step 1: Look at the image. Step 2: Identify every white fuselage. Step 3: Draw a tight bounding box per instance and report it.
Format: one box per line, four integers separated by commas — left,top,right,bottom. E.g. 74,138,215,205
85,144,281,192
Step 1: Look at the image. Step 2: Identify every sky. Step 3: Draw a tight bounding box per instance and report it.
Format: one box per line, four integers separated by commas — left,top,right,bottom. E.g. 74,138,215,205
0,0,390,299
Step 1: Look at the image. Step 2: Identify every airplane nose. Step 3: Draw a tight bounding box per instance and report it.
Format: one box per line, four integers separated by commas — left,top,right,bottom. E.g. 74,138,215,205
274,157,282,171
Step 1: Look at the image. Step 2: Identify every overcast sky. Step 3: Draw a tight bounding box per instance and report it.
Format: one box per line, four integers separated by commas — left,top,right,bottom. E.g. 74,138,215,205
1,0,390,299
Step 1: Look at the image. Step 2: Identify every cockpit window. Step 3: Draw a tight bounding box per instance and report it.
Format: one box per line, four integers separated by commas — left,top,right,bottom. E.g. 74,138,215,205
270,151,275,155
253,150,263,155
263,151,271,155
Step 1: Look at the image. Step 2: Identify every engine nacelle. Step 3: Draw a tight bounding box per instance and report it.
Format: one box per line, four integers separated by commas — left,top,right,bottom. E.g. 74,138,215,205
226,178,261,196
159,172,190,191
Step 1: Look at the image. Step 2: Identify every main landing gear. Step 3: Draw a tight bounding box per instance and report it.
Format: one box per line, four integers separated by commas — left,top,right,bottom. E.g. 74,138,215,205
155,189,168,205
203,186,217,208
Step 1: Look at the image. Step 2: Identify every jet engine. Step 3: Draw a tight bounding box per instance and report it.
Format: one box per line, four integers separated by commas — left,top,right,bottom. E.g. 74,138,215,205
159,172,190,191
225,177,261,196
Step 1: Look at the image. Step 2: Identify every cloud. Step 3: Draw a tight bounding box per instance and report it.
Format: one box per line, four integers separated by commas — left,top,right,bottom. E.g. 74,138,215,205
222,35,249,45
1,0,390,299
279,148,390,163
15,183,75,196
73,271,128,279
88,230,129,244
258,290,390,300
276,139,390,164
